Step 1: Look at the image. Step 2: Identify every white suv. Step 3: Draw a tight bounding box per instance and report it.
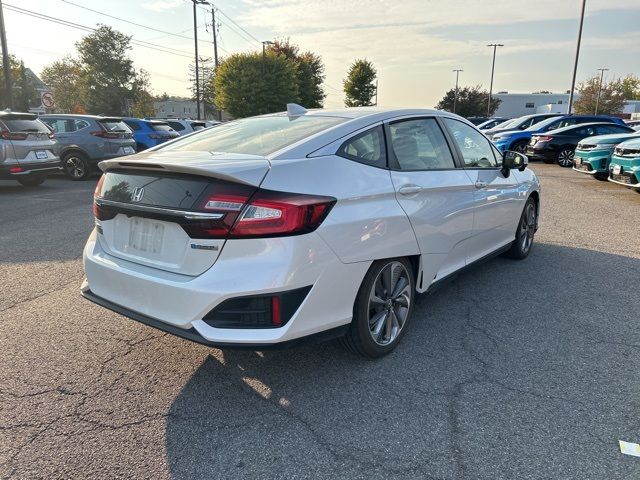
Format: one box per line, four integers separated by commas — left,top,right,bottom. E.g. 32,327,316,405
82,106,540,357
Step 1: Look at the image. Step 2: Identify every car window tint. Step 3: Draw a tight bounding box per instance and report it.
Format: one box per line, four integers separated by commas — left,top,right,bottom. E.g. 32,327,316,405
150,123,174,132
42,118,73,133
574,126,595,136
443,118,498,168
74,120,89,130
388,118,454,170
124,120,141,131
338,125,386,168
167,121,185,131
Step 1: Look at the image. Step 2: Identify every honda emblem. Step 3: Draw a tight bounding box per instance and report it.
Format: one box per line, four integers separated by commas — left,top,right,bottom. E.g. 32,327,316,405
132,187,145,202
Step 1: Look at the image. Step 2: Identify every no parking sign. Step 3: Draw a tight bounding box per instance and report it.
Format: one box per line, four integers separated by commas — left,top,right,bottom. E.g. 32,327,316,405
41,91,54,109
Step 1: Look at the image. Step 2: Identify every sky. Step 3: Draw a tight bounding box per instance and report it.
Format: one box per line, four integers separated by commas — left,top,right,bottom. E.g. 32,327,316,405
4,0,640,109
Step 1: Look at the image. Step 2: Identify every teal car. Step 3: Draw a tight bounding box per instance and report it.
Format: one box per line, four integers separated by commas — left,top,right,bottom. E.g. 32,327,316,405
608,137,640,192
573,131,640,179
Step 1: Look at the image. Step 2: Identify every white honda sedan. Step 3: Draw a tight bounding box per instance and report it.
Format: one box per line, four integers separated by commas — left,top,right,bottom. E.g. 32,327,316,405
82,106,540,358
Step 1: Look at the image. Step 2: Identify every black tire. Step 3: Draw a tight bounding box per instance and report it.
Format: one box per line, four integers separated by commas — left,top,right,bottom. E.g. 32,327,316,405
511,140,529,154
341,257,415,358
505,197,537,260
594,173,608,181
17,175,46,187
61,151,91,180
556,148,574,168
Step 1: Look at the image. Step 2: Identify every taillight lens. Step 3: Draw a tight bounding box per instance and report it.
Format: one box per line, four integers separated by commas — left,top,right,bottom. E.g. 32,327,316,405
90,131,122,139
0,130,28,140
92,174,106,219
536,136,553,142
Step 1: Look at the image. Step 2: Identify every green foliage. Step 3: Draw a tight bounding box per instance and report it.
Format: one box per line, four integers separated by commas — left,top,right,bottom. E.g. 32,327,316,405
213,52,299,118
268,38,325,108
435,85,501,117
343,59,377,107
573,76,625,115
0,55,39,111
131,70,155,118
619,74,640,101
75,24,135,115
40,56,85,113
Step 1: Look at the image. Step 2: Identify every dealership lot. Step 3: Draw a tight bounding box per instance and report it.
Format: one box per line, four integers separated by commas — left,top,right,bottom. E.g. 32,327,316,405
1,165,639,479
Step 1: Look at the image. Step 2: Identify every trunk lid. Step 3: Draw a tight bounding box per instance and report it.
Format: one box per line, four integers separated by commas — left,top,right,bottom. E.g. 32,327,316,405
95,151,270,276
0,114,57,165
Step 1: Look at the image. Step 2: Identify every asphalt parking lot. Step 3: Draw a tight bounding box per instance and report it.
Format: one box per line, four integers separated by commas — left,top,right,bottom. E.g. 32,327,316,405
1,165,639,479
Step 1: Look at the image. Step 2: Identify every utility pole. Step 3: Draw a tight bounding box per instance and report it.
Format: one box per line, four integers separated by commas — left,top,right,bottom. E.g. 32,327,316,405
261,40,274,73
210,5,221,120
486,44,503,117
0,0,12,109
568,0,586,114
594,67,608,115
452,69,463,114
374,79,378,106
191,0,209,120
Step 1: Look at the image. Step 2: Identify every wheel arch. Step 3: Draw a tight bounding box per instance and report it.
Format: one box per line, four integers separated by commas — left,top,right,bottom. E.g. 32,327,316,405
60,146,89,160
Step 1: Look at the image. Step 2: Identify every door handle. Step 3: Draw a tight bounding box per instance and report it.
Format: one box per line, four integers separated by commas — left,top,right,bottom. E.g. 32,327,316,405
398,185,422,196
474,181,488,189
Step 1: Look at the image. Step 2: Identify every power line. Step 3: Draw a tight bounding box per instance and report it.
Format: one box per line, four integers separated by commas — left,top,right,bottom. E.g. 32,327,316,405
4,3,194,59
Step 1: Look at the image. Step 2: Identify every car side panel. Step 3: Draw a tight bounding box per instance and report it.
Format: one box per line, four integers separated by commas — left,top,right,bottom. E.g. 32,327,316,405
259,155,420,264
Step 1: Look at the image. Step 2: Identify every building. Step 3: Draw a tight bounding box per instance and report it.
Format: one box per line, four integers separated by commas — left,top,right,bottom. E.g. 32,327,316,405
153,99,232,121
493,92,570,118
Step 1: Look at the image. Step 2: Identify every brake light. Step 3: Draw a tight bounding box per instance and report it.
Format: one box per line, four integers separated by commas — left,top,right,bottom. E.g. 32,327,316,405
0,130,28,140
536,136,553,142
92,174,106,218
9,166,23,173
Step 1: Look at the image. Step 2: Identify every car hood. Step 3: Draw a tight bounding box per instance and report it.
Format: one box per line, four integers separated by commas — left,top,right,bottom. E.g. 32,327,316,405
492,129,525,138
616,137,640,149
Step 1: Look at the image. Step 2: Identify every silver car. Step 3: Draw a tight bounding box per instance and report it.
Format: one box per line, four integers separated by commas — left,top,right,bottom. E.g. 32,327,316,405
40,115,136,180
0,111,60,187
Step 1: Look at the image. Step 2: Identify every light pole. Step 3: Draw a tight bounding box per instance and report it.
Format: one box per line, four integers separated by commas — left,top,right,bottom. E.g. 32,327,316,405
568,0,586,114
0,0,12,109
262,40,274,73
486,43,503,117
192,0,209,120
452,69,463,114
594,67,609,115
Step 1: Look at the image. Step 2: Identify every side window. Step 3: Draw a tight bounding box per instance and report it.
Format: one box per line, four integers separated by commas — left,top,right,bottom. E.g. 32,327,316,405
337,125,386,168
443,118,499,168
43,119,64,133
74,120,90,131
388,118,455,170
557,118,578,128
574,126,595,137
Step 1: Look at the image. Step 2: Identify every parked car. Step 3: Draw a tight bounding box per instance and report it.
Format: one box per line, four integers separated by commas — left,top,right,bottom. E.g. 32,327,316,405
40,115,136,180
526,122,634,167
573,130,640,179
82,106,539,358
150,118,207,136
204,120,223,128
492,115,627,153
624,119,640,128
608,138,640,192
484,113,562,140
477,117,510,130
122,118,179,151
0,111,60,186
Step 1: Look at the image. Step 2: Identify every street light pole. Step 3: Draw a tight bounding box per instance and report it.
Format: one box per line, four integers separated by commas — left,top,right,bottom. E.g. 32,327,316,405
594,67,608,115
486,43,503,117
261,40,274,73
452,69,463,114
568,0,586,114
191,0,209,120
0,0,12,109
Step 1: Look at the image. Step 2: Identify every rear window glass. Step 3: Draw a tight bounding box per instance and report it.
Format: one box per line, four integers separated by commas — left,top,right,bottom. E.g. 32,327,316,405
99,120,130,132
150,123,173,132
166,121,185,131
124,120,141,131
189,121,206,131
1,119,50,133
160,115,347,156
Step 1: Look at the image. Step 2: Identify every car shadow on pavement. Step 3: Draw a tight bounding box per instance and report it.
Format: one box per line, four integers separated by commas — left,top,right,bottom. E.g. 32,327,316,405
164,243,640,480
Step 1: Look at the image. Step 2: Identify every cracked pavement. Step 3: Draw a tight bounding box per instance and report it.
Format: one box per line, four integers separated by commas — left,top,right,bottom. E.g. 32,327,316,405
1,166,639,479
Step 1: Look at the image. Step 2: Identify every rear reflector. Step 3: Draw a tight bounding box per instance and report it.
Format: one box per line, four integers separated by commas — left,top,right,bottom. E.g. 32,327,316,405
9,167,23,173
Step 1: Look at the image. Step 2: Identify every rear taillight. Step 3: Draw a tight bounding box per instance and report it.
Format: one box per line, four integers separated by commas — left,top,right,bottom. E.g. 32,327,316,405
536,136,553,142
0,130,28,140
90,131,121,139
92,174,106,218
48,132,55,139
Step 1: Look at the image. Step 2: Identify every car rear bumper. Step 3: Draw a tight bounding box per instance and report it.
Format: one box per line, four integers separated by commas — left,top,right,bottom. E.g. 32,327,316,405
0,160,61,178
525,148,555,162
82,229,370,345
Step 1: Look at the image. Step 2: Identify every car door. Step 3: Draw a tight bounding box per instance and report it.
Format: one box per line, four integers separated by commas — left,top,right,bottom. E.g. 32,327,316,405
441,117,523,263
386,117,476,285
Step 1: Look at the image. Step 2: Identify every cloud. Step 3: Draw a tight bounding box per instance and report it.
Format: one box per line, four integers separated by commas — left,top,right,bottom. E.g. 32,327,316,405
141,0,183,13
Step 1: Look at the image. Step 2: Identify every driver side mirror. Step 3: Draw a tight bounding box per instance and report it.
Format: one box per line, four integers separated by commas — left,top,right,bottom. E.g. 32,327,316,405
501,150,528,177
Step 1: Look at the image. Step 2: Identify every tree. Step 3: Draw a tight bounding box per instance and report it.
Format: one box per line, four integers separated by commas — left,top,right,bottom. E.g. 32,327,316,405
130,70,155,118
619,74,640,101
268,38,325,108
189,56,216,118
343,59,377,107
213,52,299,118
0,55,39,110
75,24,135,115
40,56,86,113
573,76,625,115
435,85,501,117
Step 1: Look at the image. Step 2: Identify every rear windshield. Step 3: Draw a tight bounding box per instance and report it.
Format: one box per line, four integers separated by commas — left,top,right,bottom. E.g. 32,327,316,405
1,118,50,133
189,121,206,131
160,115,347,156
99,120,131,133
150,123,174,132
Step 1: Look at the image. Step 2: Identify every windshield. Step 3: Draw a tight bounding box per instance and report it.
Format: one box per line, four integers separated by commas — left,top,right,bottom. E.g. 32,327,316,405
525,117,561,132
160,115,347,156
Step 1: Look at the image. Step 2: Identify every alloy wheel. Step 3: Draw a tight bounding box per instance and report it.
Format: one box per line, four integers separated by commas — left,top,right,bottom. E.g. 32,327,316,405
513,142,528,153
65,156,86,179
557,149,574,167
520,202,536,254
367,261,411,346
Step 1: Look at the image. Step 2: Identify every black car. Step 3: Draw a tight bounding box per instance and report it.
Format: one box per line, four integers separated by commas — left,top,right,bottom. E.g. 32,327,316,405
526,122,635,167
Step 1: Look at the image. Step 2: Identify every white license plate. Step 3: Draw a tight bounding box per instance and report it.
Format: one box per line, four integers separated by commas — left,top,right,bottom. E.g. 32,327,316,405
123,146,135,154
575,157,582,165
613,165,622,175
128,218,164,254
35,151,47,159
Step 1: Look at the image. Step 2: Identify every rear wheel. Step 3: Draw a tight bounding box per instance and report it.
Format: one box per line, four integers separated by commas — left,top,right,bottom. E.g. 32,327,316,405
62,151,91,180
342,258,415,358
511,140,529,154
556,148,574,167
506,197,537,259
17,175,46,187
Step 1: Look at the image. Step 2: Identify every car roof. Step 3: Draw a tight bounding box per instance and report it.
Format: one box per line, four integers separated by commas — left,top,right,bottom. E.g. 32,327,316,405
547,122,626,134
40,114,122,121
